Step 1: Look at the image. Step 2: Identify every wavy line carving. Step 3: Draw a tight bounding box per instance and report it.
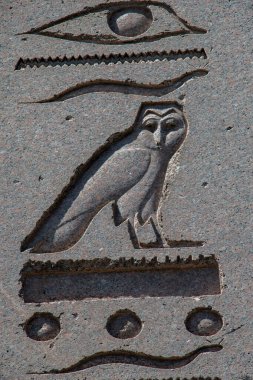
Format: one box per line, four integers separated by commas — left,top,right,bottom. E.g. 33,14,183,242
31,346,222,374
30,70,208,103
15,49,207,70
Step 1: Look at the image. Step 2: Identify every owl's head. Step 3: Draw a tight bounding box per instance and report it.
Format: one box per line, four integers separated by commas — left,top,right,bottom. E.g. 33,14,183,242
136,102,188,152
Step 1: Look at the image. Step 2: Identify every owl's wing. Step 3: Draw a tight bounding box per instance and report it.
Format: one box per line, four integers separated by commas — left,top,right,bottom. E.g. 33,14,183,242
86,147,151,204
115,152,165,225
22,147,151,253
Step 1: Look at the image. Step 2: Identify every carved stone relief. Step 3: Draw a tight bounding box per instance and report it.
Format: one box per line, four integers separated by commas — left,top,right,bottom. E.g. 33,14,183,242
21,102,189,252
21,1,207,44
0,0,252,379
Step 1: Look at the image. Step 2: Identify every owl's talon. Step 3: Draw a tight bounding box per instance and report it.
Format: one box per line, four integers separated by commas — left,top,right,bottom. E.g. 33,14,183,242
135,217,165,249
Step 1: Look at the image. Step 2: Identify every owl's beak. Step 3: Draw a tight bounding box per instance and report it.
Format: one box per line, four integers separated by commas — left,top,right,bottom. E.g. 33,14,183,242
153,124,163,146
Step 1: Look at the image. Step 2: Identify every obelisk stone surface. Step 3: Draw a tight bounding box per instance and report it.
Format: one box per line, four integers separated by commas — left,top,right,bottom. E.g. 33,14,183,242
0,1,252,379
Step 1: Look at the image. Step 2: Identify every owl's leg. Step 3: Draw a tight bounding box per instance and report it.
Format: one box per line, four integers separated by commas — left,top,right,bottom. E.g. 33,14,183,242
127,220,140,249
135,216,165,249
149,216,165,247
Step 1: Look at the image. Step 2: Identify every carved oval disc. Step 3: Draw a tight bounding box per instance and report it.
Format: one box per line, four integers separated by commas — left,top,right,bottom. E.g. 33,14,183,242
108,7,153,37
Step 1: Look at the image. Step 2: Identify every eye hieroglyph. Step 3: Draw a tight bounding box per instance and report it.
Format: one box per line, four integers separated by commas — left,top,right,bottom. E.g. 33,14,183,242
23,1,207,44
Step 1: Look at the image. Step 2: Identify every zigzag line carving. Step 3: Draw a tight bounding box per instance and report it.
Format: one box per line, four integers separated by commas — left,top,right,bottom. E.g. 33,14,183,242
15,49,207,70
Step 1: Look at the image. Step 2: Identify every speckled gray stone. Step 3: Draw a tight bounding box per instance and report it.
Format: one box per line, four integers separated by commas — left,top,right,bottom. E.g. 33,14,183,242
0,1,252,380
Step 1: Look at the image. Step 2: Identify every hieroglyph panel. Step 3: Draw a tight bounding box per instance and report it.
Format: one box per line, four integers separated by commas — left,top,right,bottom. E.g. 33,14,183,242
0,1,252,379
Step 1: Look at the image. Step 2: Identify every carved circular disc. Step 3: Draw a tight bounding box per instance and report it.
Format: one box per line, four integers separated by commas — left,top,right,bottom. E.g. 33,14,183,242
108,7,153,37
185,308,223,336
25,313,60,341
106,309,142,339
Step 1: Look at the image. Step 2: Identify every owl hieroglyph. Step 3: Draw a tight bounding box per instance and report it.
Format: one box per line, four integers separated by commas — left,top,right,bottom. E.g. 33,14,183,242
21,101,188,253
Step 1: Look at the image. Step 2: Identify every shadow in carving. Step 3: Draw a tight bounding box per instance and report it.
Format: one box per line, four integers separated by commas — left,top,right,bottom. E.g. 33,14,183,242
21,101,191,253
30,346,222,374
166,239,205,248
20,255,221,302
21,1,207,45
29,70,208,103
15,49,207,70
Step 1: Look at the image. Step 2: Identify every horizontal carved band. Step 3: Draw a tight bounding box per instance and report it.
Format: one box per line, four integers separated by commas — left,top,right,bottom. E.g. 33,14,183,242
15,49,207,70
20,255,221,303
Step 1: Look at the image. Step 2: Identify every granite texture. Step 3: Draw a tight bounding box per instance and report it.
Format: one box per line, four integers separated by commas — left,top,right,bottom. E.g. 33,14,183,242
0,1,252,379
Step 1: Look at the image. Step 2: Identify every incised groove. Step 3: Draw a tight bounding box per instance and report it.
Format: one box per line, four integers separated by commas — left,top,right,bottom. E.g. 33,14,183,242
21,254,218,275
21,1,207,45
15,49,207,70
20,255,221,302
30,345,222,373
29,70,208,103
166,239,205,248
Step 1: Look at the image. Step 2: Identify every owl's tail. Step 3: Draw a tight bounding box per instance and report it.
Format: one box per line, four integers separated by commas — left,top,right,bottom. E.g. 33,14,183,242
21,189,109,253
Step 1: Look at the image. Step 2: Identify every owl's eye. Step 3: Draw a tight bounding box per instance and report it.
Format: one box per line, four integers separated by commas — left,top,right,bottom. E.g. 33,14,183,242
24,1,206,44
143,120,157,132
165,121,177,129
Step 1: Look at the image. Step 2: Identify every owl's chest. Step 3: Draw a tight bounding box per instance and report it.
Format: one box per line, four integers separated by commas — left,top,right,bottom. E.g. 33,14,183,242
132,150,168,197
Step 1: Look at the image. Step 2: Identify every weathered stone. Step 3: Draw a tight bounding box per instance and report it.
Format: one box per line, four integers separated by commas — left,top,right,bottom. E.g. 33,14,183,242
108,7,153,37
0,0,252,379
106,309,142,339
25,312,61,341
